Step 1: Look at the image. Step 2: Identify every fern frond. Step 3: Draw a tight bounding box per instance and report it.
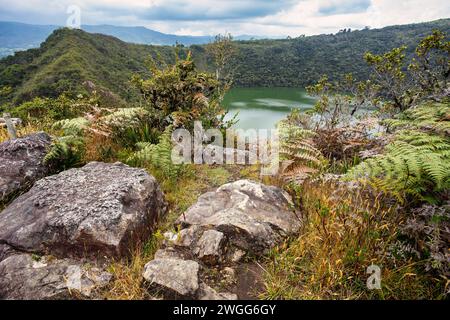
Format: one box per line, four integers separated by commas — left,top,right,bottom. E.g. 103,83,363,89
346,129,450,202
52,117,90,136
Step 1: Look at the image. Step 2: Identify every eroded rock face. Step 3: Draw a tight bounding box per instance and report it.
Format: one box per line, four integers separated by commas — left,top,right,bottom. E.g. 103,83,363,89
194,230,226,266
176,180,300,254
0,254,111,300
0,161,167,259
143,258,200,299
0,132,51,204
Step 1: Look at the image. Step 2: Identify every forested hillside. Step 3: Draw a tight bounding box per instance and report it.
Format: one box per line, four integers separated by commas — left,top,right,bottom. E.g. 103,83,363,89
0,29,180,105
0,19,449,106
225,19,450,86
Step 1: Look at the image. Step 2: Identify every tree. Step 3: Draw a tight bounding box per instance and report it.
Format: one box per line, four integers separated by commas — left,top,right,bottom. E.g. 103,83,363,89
131,52,228,131
408,30,450,100
364,30,450,112
206,33,237,85
364,46,411,112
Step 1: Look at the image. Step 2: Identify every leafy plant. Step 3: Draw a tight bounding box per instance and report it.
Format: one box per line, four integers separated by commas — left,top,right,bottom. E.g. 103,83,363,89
127,127,184,181
346,129,450,203
44,135,85,171
132,52,227,131
383,102,450,136
278,116,324,184
52,117,90,136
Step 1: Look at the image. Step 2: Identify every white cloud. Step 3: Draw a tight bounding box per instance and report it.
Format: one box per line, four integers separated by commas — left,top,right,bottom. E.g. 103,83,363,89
0,0,448,36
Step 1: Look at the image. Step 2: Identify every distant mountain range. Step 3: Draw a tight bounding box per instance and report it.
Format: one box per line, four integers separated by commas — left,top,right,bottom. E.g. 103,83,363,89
1,18,448,105
0,21,271,57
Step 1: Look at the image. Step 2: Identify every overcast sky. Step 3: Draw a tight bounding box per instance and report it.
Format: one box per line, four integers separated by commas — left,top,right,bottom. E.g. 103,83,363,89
0,0,449,37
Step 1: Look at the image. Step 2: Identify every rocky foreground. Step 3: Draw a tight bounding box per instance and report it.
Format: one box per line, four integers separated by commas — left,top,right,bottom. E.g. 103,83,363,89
0,134,302,300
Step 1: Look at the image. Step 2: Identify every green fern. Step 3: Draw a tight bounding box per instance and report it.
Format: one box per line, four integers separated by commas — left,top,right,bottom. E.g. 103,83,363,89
278,121,324,184
346,130,450,202
383,102,450,136
127,126,184,180
44,135,85,171
52,117,90,136
100,108,150,129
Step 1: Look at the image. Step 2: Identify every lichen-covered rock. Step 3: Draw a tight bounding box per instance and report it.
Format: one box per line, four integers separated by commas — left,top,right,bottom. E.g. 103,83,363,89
194,230,226,266
143,258,200,299
0,132,51,204
0,244,14,263
176,180,300,254
0,162,167,259
0,254,111,300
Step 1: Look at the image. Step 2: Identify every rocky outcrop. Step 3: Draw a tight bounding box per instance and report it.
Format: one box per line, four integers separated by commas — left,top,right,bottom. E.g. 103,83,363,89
0,161,168,300
0,162,167,259
0,132,51,204
0,253,111,300
176,179,301,254
143,180,301,300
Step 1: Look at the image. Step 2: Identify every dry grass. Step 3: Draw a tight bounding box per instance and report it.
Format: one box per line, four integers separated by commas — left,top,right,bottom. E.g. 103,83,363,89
104,245,158,300
260,180,446,300
0,123,46,143
103,163,259,300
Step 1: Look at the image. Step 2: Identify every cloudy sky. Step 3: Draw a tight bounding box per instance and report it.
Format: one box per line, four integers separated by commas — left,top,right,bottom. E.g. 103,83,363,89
0,0,449,37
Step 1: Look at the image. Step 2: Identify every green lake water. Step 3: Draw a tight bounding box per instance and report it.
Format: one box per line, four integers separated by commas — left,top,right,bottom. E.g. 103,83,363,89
223,87,316,130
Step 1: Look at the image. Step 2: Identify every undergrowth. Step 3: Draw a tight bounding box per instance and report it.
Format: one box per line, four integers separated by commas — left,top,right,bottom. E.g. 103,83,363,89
261,180,447,300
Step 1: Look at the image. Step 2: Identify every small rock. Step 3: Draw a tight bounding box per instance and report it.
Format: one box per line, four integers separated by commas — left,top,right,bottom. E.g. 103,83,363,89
222,267,236,284
143,258,200,299
65,265,112,297
230,248,246,263
194,230,226,266
175,226,201,247
163,231,178,243
197,283,238,300
154,248,185,260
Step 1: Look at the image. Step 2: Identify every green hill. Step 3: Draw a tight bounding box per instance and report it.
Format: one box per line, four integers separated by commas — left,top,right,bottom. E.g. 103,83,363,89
1,19,449,106
224,18,450,87
0,28,179,105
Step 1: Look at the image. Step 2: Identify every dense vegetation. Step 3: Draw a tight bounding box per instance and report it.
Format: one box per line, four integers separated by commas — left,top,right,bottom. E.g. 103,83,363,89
1,19,449,108
263,30,449,299
0,29,181,105
0,21,449,300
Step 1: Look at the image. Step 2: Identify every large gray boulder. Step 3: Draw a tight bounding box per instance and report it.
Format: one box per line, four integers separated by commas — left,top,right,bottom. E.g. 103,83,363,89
0,162,167,259
0,132,51,204
0,253,111,300
176,180,301,254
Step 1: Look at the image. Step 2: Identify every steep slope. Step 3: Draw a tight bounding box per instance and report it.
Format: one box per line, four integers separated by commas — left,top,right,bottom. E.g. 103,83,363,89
0,28,178,104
